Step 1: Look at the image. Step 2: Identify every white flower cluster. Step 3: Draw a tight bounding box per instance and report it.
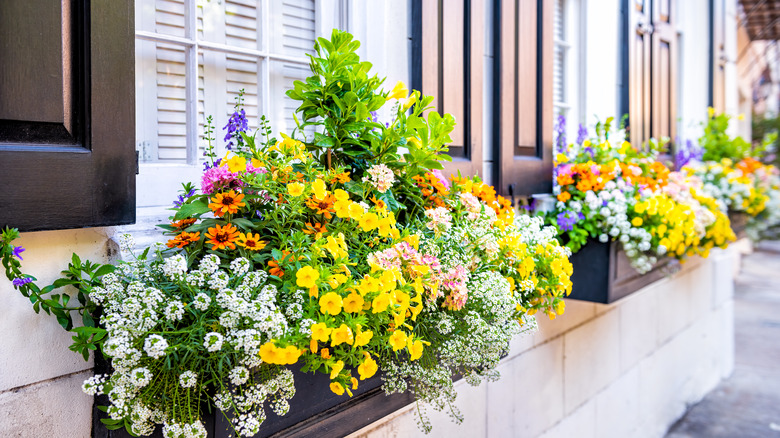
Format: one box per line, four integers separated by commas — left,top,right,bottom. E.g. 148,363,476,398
83,252,291,436
214,369,295,437
571,183,658,273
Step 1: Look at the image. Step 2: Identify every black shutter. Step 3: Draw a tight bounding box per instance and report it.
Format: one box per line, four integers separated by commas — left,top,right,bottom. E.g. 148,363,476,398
0,0,135,232
496,0,553,196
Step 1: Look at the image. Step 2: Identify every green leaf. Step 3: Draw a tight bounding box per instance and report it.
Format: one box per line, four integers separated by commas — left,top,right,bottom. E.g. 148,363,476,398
173,200,210,220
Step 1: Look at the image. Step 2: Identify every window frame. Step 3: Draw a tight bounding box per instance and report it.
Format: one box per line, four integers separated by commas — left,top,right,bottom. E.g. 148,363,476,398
0,0,136,232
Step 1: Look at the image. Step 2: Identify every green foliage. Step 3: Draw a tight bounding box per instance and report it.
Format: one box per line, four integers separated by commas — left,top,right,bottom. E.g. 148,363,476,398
700,111,752,161
1,227,112,360
286,29,454,175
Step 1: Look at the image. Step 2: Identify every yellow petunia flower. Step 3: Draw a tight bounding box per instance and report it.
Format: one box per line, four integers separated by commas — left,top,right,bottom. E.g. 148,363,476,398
388,81,408,99
343,292,365,313
388,330,408,351
371,293,391,313
296,266,320,288
330,381,345,395
319,292,343,315
357,352,378,380
288,182,305,197
330,324,354,346
311,322,332,343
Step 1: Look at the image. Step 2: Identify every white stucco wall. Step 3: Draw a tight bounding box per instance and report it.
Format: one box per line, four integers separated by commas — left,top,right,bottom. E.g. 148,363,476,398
348,247,737,438
0,228,117,437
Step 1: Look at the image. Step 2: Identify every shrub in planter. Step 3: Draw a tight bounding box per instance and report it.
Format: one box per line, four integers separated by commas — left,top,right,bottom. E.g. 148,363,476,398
0,30,572,437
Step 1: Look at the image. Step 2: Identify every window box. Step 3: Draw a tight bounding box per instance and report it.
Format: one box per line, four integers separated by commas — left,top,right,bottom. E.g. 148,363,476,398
567,239,680,304
93,354,414,438
727,210,749,239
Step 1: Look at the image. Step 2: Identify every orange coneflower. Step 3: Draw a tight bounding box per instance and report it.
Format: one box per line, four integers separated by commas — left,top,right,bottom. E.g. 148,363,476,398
208,190,246,217
237,232,267,251
204,223,240,251
171,218,197,229
303,222,327,240
306,194,336,219
166,231,201,249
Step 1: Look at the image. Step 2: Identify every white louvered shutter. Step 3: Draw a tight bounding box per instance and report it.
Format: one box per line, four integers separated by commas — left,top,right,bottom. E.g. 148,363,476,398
552,0,567,113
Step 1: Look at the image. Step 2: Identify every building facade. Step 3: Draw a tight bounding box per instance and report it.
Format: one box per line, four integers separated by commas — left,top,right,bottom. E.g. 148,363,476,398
0,0,756,437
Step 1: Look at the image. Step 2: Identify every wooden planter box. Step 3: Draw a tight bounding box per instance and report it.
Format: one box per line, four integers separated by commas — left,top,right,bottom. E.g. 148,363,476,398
567,239,680,304
93,357,414,438
728,210,749,239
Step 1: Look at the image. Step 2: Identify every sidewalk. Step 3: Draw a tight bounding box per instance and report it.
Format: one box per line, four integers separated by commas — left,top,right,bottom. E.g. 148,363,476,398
665,242,780,437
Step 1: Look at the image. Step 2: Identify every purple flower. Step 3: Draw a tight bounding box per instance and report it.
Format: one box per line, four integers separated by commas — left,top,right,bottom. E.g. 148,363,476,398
173,188,197,208
675,139,703,170
556,210,585,232
521,197,538,212
11,246,24,260
555,114,567,154
12,277,32,287
576,124,588,145
223,109,249,150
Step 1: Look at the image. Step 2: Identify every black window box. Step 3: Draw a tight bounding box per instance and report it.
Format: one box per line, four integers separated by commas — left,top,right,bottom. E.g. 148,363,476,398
93,355,415,438
727,210,749,239
567,239,680,304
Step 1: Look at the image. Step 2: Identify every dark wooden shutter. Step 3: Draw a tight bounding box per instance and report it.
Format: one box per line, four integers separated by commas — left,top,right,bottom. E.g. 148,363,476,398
496,0,553,196
413,0,484,179
628,0,653,146
651,0,676,142
0,0,135,232
710,0,726,112
626,0,677,147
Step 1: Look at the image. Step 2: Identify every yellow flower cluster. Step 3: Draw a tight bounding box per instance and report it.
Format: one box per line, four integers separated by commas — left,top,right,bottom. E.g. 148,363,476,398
634,194,698,257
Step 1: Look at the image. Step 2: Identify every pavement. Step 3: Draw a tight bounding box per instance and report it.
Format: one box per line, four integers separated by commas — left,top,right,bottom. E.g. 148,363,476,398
665,242,780,438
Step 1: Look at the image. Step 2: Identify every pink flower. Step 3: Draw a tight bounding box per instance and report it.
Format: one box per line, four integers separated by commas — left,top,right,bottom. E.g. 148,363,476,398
201,166,241,195
431,169,450,190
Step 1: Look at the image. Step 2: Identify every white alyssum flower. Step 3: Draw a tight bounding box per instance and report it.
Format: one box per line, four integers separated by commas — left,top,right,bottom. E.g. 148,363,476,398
162,254,187,279
229,366,250,385
118,233,136,252
164,300,185,321
192,292,212,311
143,335,169,359
203,332,224,352
82,374,107,396
179,371,197,388
130,367,153,387
230,257,250,276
